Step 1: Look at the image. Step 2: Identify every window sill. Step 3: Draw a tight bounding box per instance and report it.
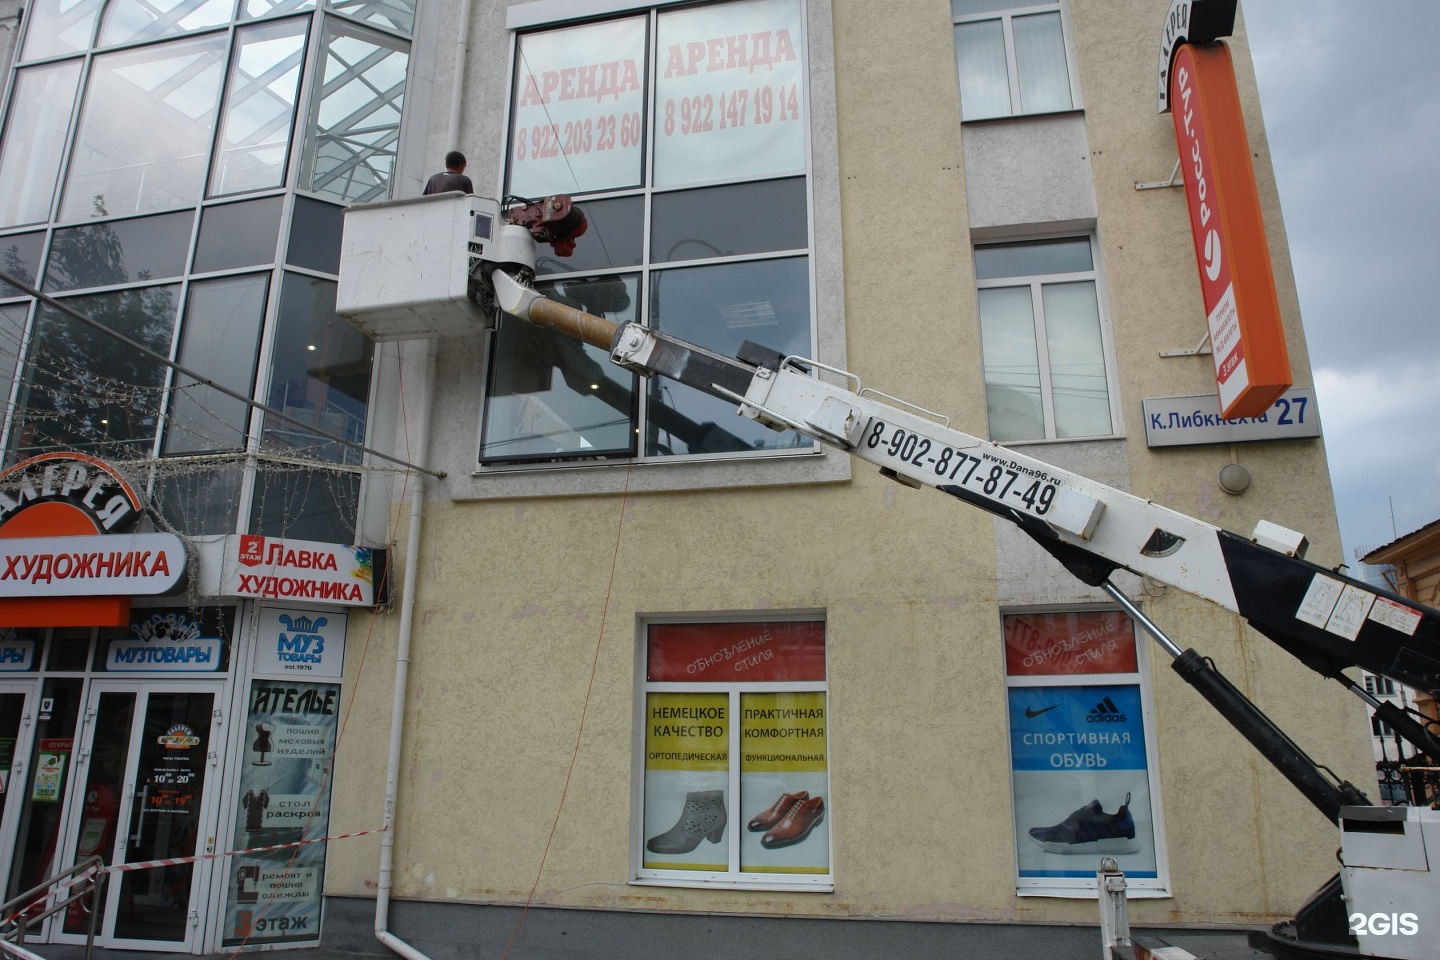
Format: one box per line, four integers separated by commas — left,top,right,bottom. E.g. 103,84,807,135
994,433,1124,448
451,445,850,501
630,875,834,893
961,107,1085,126
1017,885,1171,899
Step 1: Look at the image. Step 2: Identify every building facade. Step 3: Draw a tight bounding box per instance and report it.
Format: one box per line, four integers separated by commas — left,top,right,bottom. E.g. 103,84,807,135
0,0,1378,955
0,0,403,950
1363,522,1440,806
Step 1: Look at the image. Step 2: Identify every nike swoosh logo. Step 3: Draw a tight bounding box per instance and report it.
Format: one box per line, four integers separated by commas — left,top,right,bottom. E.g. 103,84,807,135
1025,705,1059,718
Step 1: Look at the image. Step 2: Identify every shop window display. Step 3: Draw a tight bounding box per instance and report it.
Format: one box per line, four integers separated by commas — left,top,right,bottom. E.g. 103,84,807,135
1002,609,1169,895
638,619,831,887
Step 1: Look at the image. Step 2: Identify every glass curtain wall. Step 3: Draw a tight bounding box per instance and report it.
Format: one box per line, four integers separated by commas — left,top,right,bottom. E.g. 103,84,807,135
0,0,411,543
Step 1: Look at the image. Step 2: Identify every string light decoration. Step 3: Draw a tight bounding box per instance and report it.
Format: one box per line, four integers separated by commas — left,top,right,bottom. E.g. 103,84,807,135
0,276,417,565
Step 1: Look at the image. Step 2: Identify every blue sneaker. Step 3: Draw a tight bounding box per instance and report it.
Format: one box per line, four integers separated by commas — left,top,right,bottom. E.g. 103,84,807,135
1027,793,1138,854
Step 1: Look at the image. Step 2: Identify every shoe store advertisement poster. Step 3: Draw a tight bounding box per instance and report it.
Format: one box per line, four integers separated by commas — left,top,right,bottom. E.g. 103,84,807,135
1003,612,1159,884
643,621,829,877
643,691,730,870
221,678,340,946
738,691,827,873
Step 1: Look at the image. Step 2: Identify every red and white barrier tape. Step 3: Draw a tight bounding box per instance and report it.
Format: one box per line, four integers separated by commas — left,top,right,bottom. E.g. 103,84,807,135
27,825,388,905
107,825,388,874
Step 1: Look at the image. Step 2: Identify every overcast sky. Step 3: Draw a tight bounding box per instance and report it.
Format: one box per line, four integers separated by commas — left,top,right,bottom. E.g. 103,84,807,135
1242,2,1440,564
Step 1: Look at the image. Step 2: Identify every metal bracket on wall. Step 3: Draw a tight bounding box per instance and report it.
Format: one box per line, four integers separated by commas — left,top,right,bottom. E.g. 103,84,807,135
1135,158,1183,190
1160,330,1212,357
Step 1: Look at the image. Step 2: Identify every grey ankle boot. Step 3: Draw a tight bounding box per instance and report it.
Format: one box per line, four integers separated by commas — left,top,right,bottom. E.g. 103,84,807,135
646,790,727,854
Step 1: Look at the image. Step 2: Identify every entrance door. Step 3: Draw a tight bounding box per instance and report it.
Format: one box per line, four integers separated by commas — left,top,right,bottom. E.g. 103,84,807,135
57,681,224,952
0,682,37,893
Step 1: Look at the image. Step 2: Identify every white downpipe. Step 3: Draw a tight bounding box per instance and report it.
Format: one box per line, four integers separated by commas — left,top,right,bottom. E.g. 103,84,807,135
446,0,473,151
376,0,470,948
374,339,439,960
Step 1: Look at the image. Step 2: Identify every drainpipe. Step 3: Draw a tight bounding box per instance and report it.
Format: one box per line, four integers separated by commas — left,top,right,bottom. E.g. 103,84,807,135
447,0,472,156
374,338,438,960
375,0,470,949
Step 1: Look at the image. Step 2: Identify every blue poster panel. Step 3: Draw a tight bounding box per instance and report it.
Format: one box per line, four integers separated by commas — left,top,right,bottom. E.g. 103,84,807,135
1008,684,1158,879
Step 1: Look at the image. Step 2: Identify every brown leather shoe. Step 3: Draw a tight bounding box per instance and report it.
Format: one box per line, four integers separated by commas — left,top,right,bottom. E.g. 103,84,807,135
761,795,824,848
747,790,808,832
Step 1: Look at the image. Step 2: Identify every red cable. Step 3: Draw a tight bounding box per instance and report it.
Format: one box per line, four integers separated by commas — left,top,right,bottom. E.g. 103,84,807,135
499,460,634,960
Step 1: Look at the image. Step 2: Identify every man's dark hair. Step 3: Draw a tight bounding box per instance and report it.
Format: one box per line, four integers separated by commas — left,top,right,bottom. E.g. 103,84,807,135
445,150,466,170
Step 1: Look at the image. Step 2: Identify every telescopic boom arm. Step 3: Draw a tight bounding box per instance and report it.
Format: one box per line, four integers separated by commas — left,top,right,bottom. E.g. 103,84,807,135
491,267,1440,821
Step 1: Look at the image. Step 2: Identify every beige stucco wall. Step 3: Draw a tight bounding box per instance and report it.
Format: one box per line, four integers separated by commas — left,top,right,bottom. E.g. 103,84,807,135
325,0,1375,931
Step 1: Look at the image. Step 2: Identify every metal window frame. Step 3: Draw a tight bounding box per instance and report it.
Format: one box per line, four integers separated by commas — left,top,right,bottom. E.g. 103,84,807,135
479,0,818,471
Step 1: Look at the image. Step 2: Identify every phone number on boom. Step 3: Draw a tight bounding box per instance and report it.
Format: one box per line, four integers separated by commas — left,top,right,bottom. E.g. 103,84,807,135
863,419,1059,516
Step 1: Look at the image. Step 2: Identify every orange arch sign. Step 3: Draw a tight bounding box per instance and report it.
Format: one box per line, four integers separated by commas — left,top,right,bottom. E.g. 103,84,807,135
0,453,186,627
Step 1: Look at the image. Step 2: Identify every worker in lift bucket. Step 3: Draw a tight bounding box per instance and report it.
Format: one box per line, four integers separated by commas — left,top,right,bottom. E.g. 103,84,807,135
422,150,474,196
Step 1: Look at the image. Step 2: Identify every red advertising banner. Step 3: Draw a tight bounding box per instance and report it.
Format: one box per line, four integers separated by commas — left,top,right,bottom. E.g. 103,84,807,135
1169,42,1291,419
1004,611,1137,677
647,621,824,682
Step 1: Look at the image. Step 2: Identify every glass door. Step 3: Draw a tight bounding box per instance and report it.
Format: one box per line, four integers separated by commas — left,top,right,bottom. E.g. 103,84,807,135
57,681,224,952
4,677,83,922
0,682,37,897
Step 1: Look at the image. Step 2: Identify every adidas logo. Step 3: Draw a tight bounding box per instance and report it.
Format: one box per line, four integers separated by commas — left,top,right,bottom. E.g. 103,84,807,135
1086,696,1127,723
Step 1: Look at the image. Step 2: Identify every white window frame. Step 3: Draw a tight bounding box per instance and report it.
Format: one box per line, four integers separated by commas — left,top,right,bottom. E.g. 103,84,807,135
951,0,1081,122
975,234,1121,444
1000,605,1172,898
1363,673,1396,697
631,611,833,892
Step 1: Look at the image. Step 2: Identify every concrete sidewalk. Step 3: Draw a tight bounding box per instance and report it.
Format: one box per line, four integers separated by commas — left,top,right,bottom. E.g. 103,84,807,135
19,896,1278,960
24,927,1276,960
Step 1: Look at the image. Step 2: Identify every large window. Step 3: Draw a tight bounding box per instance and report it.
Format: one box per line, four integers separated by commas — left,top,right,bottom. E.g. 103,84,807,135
163,274,269,456
300,21,409,204
0,62,82,228
637,618,831,889
1002,609,1168,896
975,236,1116,443
10,285,181,460
211,18,308,196
952,0,1076,121
249,272,372,541
59,34,229,221
481,0,813,466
